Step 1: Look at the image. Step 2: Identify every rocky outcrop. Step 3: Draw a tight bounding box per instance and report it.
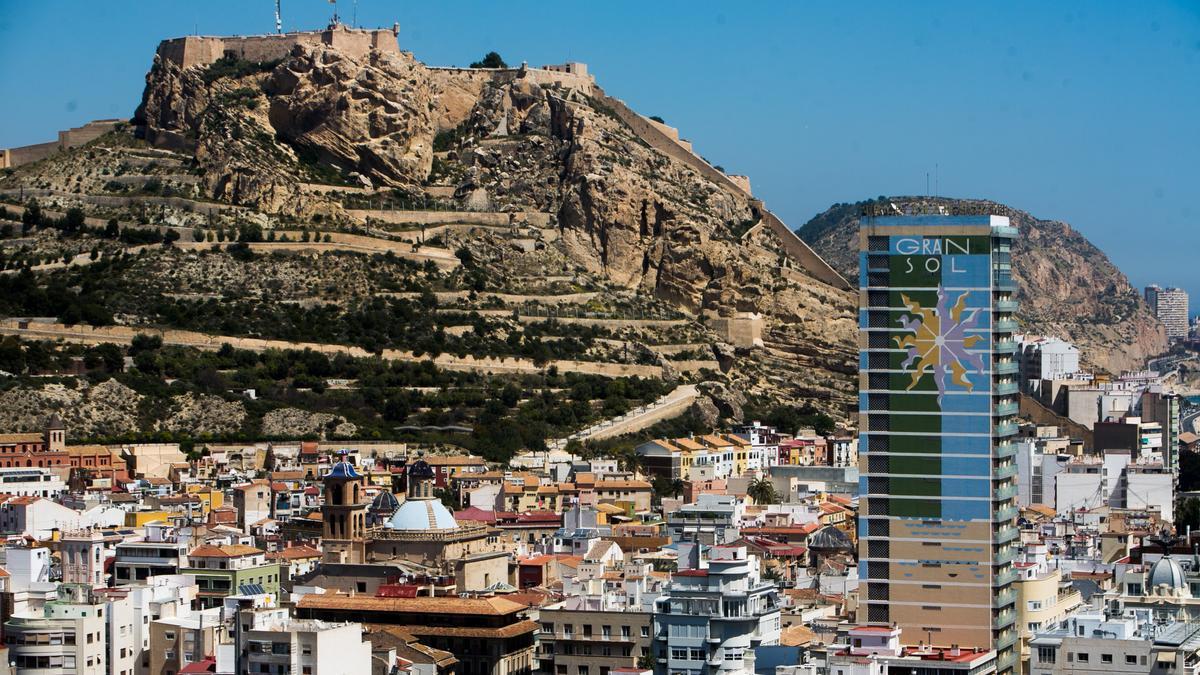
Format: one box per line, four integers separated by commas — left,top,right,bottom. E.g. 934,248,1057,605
124,38,861,413
260,407,356,439
796,197,1168,374
264,48,436,187
156,393,247,436
0,379,142,438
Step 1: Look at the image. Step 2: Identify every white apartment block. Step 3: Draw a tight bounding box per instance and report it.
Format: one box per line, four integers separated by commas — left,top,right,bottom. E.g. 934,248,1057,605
1145,285,1189,341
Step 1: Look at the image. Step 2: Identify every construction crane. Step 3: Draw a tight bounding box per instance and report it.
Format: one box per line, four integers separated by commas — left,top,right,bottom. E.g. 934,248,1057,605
274,0,282,34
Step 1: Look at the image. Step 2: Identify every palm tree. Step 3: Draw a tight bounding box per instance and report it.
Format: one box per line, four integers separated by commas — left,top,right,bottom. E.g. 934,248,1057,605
747,477,778,505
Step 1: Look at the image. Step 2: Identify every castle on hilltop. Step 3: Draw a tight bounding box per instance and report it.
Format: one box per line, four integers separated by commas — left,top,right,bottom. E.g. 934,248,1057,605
156,22,402,69
154,21,596,93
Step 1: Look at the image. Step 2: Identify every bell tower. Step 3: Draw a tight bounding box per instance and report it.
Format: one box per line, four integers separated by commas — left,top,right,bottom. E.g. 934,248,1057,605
322,450,367,564
44,413,66,453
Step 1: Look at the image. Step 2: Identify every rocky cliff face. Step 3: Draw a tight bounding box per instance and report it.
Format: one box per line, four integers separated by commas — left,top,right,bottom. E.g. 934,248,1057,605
796,197,1167,374
128,40,858,410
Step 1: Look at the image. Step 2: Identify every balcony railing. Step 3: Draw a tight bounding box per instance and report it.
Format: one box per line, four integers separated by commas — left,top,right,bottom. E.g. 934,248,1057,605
995,567,1018,586
994,382,1018,396
993,587,1017,608
994,547,1018,565
995,421,1018,436
996,631,1020,650
994,506,1018,522
993,610,1016,629
994,464,1018,480
994,442,1017,459
993,401,1019,418
994,319,1018,333
995,484,1018,500
995,299,1018,312
993,340,1017,354
995,526,1018,544
994,362,1019,376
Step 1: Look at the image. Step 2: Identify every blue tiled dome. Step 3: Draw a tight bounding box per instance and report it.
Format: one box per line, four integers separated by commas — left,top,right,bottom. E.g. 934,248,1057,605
326,460,361,480
407,459,435,480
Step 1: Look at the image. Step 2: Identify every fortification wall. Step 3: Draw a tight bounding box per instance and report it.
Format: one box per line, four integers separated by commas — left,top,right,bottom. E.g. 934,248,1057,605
1,120,122,169
428,65,594,129
58,120,120,148
519,68,594,95
0,142,58,169
157,26,400,70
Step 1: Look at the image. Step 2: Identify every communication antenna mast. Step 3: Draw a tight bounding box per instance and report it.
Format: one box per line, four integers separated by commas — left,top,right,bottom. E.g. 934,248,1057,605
275,0,282,34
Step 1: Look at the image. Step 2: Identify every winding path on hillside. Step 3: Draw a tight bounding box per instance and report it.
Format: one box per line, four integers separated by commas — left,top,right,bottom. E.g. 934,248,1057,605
546,384,700,451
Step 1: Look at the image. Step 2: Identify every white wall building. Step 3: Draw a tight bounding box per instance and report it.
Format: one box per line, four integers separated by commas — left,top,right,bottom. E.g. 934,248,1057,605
654,545,781,675
236,605,374,675
1019,336,1081,392
4,584,109,674
0,467,67,498
1051,452,1173,521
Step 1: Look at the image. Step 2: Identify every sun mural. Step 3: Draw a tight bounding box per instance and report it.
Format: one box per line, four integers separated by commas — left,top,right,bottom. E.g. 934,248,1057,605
894,287,987,401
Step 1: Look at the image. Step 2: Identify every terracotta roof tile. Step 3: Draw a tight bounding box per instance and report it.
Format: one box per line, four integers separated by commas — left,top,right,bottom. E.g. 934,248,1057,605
298,593,526,616
187,544,263,558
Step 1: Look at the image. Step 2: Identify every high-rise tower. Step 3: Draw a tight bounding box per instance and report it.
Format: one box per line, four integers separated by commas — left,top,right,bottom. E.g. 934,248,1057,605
857,210,1018,674
1145,285,1190,342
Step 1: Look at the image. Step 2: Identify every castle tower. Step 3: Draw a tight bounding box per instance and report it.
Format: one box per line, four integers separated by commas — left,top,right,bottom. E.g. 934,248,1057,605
322,451,367,564
60,529,106,587
44,413,65,454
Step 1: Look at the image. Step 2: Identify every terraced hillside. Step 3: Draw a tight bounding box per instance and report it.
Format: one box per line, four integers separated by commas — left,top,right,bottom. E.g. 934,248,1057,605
0,36,859,452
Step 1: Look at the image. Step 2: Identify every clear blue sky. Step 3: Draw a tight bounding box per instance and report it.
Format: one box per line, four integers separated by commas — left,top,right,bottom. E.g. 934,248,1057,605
2,1,1198,313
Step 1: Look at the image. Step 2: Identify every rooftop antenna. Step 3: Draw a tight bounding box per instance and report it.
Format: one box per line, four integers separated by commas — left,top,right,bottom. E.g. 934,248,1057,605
329,0,339,27
353,0,358,27
275,0,282,34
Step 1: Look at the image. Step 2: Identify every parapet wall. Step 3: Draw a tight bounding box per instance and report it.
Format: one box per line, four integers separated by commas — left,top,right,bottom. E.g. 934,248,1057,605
427,65,595,97
0,119,121,170
156,24,401,70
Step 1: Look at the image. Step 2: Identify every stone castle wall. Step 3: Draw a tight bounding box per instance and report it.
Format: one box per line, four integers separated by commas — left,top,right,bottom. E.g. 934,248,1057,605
427,65,595,98
156,25,401,70
1,120,122,169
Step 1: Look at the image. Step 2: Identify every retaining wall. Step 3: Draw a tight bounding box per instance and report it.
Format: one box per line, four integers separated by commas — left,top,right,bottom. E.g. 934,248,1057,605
349,208,553,227
0,320,659,379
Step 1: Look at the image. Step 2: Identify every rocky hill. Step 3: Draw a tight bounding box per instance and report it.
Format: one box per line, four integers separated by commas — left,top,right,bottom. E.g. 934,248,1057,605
796,197,1167,374
0,31,859,442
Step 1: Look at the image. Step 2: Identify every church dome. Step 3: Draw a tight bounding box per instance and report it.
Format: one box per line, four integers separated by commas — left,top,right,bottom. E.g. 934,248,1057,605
326,458,361,480
407,459,435,480
1148,556,1187,590
370,491,400,514
385,498,458,531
